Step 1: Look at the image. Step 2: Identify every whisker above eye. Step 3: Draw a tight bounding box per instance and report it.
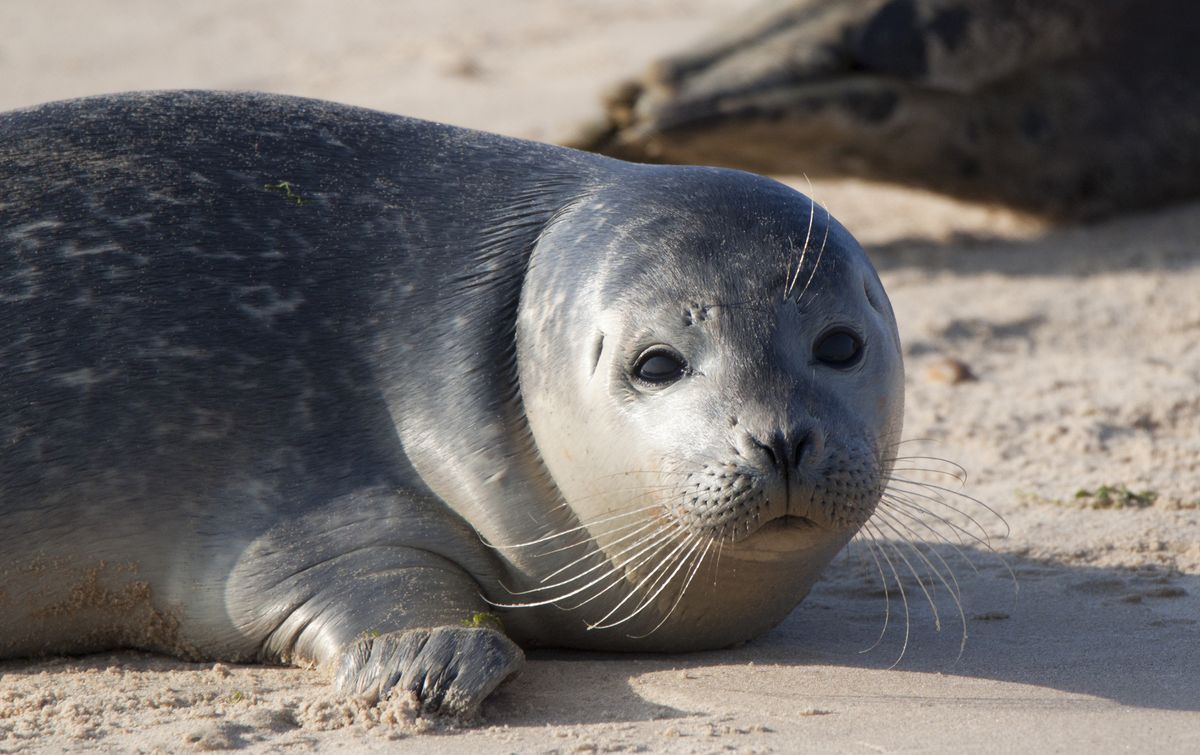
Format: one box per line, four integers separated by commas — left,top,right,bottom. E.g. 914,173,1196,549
795,205,832,308
783,185,817,300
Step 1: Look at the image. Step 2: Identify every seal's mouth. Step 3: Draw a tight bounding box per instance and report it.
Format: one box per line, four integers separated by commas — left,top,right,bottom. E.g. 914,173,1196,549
726,512,845,557
757,514,820,534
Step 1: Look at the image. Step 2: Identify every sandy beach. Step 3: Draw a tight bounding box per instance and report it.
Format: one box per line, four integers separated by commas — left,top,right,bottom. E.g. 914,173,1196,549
1,1,1198,752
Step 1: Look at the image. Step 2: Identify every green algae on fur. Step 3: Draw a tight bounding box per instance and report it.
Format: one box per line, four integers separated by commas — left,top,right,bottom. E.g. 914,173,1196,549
461,611,504,631
263,180,307,205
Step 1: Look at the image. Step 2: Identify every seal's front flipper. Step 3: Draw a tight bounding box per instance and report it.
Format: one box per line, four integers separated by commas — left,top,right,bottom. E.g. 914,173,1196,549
250,547,522,717
335,626,524,717
219,485,519,716
249,548,523,717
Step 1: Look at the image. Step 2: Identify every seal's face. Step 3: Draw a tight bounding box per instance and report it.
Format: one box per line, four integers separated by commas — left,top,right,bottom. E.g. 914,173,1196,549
514,170,903,648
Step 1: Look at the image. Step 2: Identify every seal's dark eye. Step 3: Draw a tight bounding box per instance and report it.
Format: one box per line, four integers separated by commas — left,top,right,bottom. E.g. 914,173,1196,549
814,329,863,367
633,348,687,385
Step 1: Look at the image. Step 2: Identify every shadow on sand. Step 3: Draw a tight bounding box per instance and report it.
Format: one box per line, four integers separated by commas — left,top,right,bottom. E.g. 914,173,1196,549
485,543,1198,727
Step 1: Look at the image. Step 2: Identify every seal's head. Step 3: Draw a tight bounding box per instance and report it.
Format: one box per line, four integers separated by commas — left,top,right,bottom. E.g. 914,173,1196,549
512,166,903,650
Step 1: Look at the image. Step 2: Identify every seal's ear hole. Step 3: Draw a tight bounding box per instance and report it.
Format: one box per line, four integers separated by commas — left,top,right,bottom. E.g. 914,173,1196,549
590,333,605,378
864,279,885,314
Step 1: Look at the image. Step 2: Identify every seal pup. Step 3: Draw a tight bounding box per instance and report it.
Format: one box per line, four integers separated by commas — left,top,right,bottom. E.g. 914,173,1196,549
0,91,903,716
573,0,1200,219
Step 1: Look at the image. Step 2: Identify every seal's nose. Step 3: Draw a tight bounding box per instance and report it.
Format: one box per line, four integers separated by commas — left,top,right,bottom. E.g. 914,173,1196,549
738,424,816,473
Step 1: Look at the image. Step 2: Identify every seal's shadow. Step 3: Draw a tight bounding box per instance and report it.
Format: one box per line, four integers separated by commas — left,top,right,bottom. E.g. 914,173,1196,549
779,545,1198,710
483,544,1200,726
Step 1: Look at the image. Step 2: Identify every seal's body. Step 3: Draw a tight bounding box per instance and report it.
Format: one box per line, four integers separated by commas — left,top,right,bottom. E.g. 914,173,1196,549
0,92,903,715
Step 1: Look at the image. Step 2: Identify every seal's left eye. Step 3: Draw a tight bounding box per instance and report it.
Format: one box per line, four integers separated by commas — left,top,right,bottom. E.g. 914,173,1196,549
814,329,863,367
633,348,687,385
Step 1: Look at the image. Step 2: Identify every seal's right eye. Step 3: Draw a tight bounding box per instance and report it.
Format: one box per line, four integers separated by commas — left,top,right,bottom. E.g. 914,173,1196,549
633,348,688,386
813,328,863,367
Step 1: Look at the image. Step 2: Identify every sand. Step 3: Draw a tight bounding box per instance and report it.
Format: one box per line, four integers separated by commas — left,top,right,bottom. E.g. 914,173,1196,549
1,1,1198,752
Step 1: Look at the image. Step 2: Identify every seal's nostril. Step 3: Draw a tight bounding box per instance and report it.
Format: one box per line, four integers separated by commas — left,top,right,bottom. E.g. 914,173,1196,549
792,432,811,468
752,438,778,468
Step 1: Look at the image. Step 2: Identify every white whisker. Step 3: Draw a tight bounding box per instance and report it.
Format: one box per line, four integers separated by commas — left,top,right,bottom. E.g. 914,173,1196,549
883,455,969,482
557,532,686,612
881,495,981,573
490,525,678,604
852,530,893,654
873,509,968,659
882,493,1018,598
795,204,831,306
587,534,698,630
870,517,943,632
483,504,660,550
883,481,997,546
630,536,714,639
886,478,1010,539
864,521,911,667
885,466,967,485
539,518,661,579
784,181,817,299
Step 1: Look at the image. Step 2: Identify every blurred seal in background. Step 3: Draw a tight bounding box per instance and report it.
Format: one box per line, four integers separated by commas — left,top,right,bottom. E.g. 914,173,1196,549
574,0,1200,219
